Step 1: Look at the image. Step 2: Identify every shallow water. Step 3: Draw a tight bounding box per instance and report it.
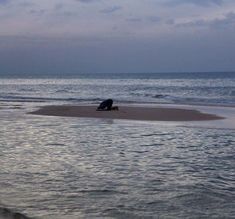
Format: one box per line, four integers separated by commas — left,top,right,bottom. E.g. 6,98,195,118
1,106,235,219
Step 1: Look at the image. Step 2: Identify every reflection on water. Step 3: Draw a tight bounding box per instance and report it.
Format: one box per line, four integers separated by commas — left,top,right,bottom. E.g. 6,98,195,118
0,109,235,219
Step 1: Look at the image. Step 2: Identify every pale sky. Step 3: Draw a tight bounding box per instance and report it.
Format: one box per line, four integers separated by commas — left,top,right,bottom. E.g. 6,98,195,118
0,0,235,74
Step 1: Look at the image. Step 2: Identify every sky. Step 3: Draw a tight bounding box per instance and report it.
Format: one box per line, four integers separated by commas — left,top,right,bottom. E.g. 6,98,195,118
0,0,235,74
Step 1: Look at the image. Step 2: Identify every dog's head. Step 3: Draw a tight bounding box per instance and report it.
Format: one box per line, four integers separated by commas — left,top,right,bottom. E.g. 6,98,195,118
112,106,119,111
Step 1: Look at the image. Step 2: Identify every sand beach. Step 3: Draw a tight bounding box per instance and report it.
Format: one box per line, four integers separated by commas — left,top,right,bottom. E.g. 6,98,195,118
30,105,224,121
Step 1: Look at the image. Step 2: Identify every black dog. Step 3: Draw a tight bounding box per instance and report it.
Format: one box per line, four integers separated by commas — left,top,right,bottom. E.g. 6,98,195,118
97,99,113,111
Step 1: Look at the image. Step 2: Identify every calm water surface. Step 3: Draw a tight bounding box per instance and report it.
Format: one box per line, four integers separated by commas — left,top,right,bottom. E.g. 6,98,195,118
1,73,235,218
0,106,235,219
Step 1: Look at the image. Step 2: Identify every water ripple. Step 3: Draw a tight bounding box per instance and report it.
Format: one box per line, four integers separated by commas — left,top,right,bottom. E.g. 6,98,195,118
1,113,235,218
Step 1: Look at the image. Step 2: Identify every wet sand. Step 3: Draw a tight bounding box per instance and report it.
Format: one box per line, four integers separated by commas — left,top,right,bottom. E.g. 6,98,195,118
30,105,224,121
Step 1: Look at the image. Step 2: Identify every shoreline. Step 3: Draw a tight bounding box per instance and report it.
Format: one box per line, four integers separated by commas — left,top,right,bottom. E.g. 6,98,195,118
30,105,225,121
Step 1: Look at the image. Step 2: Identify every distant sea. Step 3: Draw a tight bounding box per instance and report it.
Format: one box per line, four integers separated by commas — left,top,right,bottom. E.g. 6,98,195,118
0,72,235,106
0,72,235,219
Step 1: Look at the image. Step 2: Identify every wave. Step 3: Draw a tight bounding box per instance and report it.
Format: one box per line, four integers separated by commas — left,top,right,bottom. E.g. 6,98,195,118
230,90,235,96
54,89,76,93
0,206,31,219
0,93,234,107
0,95,103,103
145,94,167,98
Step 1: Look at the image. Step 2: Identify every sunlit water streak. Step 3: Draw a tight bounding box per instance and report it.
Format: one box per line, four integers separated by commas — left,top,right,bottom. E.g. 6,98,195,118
1,106,235,219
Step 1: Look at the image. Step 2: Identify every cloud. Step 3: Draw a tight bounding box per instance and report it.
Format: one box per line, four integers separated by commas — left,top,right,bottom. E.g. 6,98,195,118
166,0,224,7
54,3,64,10
100,6,122,14
29,9,46,16
1,0,235,74
0,0,9,5
1,32,235,74
126,18,142,23
147,16,161,23
177,11,235,29
166,19,175,25
75,0,99,3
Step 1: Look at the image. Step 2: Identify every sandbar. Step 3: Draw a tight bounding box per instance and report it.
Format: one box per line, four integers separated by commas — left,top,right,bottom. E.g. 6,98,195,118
30,105,224,121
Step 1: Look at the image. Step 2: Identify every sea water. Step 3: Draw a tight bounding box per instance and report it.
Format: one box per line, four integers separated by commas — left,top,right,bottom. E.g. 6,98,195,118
0,72,235,219
0,72,235,106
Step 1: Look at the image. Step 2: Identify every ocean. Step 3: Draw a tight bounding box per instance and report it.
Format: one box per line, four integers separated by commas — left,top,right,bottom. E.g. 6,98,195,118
0,72,235,219
1,72,235,106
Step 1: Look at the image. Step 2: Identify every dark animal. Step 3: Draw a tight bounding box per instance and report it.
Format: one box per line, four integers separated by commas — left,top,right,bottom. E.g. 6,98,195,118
97,99,113,111
111,106,119,111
